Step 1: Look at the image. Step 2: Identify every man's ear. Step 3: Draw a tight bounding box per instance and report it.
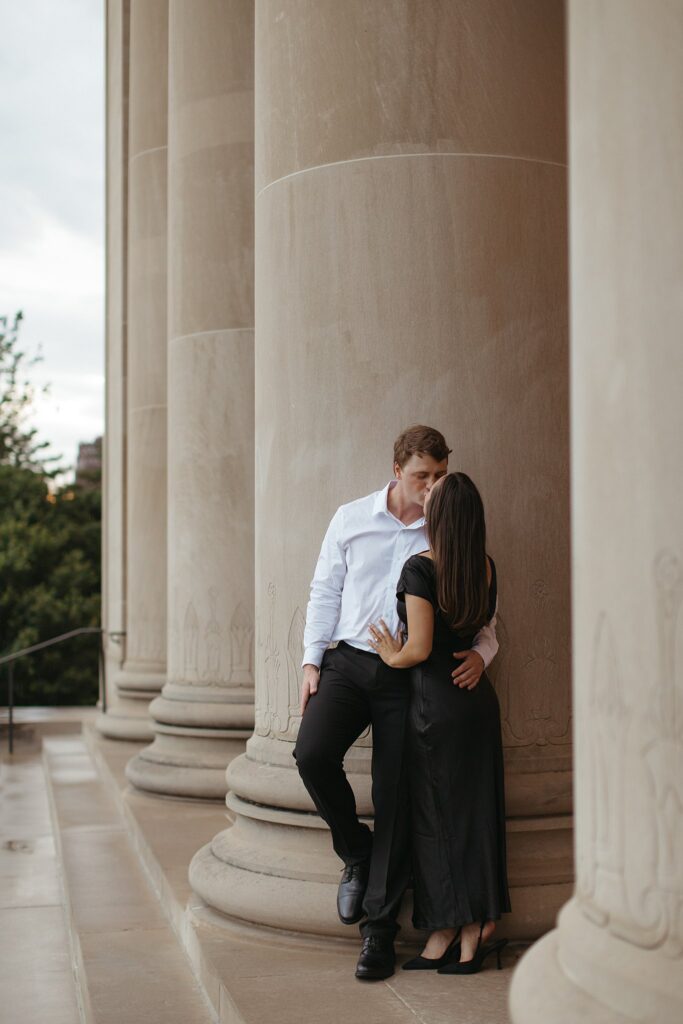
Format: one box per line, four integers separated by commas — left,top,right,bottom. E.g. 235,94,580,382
393,462,402,479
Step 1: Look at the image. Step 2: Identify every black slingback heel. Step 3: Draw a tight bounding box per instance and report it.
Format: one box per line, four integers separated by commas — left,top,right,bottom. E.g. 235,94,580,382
402,931,461,971
437,921,508,975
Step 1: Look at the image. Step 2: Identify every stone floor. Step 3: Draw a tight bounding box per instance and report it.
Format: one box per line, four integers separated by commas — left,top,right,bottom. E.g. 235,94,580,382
1,712,521,1024
1,744,81,1024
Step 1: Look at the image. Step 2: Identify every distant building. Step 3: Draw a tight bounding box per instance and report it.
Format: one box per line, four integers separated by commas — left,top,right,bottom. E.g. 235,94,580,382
75,436,102,488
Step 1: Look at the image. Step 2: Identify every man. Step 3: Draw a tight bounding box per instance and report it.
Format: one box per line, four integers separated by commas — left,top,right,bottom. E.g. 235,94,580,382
294,425,498,980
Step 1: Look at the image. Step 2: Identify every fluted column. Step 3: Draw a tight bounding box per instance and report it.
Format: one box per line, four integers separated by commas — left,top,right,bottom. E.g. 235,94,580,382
98,0,152,741
114,0,168,722
510,2,683,1021
127,0,255,798
191,0,570,939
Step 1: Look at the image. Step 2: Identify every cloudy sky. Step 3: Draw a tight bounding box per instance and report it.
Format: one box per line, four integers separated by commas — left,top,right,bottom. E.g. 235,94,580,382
0,0,104,476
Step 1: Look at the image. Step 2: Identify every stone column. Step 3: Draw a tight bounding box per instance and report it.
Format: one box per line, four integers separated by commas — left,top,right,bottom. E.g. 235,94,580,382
191,0,570,938
126,0,255,798
510,2,683,1020
113,0,168,725
97,0,152,742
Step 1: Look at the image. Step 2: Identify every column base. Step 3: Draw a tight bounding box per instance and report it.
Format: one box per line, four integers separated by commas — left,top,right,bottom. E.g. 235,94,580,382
126,724,251,799
95,675,154,740
95,664,164,741
510,898,683,1024
125,683,254,798
95,709,153,742
149,688,254,729
116,664,166,699
190,750,574,941
190,817,571,942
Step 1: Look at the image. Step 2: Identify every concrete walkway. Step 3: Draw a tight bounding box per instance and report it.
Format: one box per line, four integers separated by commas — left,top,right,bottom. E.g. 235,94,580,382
87,728,520,1024
1,715,521,1023
0,746,81,1024
44,734,214,1024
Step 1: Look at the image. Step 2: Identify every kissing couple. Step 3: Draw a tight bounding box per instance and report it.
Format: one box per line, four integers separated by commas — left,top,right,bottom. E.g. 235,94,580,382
294,424,511,980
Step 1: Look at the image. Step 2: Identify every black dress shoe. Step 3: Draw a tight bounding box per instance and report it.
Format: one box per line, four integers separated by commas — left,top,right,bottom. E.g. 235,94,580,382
337,860,369,925
355,935,395,981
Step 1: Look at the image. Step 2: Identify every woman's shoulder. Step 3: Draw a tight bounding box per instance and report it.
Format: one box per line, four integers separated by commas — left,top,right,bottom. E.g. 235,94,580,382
403,552,435,575
397,552,436,601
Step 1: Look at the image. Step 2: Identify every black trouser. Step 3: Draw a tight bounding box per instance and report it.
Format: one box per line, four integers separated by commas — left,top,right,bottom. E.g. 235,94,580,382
293,642,411,938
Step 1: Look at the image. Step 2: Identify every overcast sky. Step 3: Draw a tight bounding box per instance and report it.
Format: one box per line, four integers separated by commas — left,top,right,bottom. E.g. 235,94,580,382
0,0,104,476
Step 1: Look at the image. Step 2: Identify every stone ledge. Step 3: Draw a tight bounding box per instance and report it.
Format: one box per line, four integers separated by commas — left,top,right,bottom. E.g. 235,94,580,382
0,706,97,754
84,724,526,1023
43,734,214,1024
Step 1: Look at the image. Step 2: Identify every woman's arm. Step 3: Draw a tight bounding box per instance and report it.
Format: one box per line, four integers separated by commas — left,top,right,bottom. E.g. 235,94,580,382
368,594,434,668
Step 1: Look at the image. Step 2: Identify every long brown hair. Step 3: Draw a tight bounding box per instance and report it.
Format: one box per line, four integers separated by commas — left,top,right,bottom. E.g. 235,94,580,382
425,472,489,631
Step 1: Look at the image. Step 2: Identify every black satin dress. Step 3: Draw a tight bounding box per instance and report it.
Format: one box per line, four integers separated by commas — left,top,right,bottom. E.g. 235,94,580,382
396,554,511,931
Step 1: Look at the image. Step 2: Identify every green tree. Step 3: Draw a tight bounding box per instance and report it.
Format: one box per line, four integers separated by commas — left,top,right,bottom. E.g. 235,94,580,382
0,311,58,473
1,313,101,705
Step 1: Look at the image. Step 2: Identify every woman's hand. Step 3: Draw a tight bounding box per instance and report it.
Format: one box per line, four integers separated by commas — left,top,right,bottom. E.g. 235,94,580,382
368,619,404,666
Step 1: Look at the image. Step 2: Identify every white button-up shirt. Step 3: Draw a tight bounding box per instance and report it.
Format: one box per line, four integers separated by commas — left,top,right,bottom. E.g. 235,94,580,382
302,481,498,668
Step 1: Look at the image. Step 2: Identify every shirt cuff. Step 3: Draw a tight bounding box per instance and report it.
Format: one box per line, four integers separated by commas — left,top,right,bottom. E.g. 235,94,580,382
302,646,326,669
471,637,494,670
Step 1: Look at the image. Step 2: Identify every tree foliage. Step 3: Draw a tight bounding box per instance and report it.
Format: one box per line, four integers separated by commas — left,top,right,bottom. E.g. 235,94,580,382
1,313,101,706
0,311,58,472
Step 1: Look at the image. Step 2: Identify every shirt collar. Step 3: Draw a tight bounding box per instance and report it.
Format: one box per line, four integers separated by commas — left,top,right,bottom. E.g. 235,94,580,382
373,481,425,528
372,482,393,516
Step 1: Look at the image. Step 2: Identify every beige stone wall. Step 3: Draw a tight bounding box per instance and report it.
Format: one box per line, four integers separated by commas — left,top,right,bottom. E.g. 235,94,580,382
98,0,154,740
101,0,128,694
165,0,254,698
511,2,683,1020
192,0,571,938
120,0,168,696
255,0,570,802
126,0,255,798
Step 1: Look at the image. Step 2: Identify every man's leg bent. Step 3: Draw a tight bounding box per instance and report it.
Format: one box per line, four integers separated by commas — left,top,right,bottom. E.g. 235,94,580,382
294,649,372,865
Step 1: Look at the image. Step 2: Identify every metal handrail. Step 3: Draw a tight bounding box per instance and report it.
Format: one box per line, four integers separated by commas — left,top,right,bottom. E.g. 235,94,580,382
1,627,108,755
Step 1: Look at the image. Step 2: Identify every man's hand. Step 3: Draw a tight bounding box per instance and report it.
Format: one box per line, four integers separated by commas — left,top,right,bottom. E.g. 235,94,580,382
300,664,321,715
452,650,485,690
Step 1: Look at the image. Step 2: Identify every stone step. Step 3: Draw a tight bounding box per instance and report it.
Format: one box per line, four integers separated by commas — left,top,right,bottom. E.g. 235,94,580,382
42,735,215,1024
85,724,520,1024
0,706,97,754
0,746,82,1024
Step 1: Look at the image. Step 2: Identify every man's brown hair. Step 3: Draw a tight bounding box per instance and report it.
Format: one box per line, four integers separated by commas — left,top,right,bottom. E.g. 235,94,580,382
393,424,451,469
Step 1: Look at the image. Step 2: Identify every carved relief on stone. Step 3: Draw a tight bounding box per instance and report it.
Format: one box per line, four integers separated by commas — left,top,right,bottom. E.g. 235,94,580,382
577,552,683,955
258,593,375,746
488,606,570,750
229,602,254,685
202,586,221,682
580,613,628,931
130,601,167,664
651,550,683,734
183,600,199,681
284,606,305,739
640,551,683,955
254,581,280,737
531,579,550,605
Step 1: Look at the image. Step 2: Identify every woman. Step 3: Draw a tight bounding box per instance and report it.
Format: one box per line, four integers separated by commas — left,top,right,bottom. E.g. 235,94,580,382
368,471,510,974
